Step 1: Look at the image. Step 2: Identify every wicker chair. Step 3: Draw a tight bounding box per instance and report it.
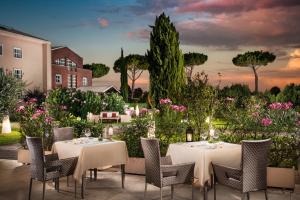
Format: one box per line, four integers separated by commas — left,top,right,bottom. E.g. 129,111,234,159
53,127,74,142
26,136,78,200
141,138,195,200
212,139,272,200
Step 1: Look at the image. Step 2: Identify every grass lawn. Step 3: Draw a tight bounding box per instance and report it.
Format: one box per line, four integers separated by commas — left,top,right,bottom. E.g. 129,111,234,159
0,131,22,145
0,122,22,145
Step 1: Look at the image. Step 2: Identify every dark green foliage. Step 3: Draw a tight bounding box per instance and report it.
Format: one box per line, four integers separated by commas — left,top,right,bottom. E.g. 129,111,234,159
23,88,46,107
277,83,300,110
184,52,208,79
232,51,276,93
147,13,185,107
133,88,143,99
219,133,300,168
0,73,24,118
181,72,216,137
114,54,148,100
59,118,103,138
102,93,125,114
119,116,151,157
219,84,252,108
270,86,281,96
83,63,110,78
120,48,128,102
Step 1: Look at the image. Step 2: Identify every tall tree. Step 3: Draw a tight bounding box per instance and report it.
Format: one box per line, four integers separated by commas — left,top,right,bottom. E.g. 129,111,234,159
114,54,148,99
184,52,208,80
147,13,185,106
119,48,128,102
83,63,110,78
232,51,276,93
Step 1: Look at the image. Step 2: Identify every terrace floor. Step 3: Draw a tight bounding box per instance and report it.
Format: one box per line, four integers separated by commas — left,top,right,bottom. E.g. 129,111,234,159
0,159,297,200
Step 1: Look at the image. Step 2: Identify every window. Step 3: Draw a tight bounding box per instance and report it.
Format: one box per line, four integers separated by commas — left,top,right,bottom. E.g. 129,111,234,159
67,74,77,88
14,69,22,79
55,74,62,84
55,58,65,66
0,44,3,56
67,74,72,88
13,48,22,58
82,77,88,86
71,62,77,67
72,75,77,88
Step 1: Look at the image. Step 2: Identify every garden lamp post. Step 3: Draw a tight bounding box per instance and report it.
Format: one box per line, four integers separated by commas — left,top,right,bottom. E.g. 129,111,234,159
186,126,194,142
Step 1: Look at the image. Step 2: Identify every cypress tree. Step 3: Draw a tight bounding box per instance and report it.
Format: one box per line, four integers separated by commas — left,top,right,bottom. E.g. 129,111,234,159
120,48,128,102
147,13,185,107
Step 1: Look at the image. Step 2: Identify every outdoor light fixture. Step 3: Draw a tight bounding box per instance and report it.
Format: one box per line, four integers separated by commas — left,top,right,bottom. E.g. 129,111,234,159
205,116,210,123
135,105,139,117
1,115,11,134
186,126,194,142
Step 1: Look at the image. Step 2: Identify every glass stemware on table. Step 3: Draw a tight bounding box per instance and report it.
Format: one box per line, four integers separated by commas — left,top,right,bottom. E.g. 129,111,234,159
83,128,91,138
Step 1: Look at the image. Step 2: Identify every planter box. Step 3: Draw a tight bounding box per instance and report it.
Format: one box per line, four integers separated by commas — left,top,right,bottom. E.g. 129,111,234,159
17,149,52,164
267,167,295,189
125,157,145,175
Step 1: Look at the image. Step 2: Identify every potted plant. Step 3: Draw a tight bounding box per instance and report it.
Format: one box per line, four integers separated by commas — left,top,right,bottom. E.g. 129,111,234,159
119,116,151,174
15,98,54,163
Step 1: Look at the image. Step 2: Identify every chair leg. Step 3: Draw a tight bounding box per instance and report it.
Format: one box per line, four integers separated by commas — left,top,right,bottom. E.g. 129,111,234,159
144,182,147,199
75,180,77,199
192,184,194,200
94,168,97,180
247,192,250,200
171,185,174,200
81,174,85,199
264,190,268,200
121,164,125,189
57,178,60,192
213,178,216,200
42,181,46,200
160,188,163,200
28,178,33,200
67,176,69,187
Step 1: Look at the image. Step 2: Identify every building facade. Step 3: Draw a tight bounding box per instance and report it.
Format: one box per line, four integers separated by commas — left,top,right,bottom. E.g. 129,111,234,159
51,46,92,89
0,25,52,91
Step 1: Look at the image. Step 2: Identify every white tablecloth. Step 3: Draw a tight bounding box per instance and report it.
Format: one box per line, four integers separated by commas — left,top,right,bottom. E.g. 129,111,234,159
52,138,128,181
167,142,241,187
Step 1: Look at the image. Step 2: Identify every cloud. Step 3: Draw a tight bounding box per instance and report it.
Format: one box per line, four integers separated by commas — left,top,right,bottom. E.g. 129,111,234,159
177,0,300,14
97,18,109,27
127,28,150,40
176,6,300,48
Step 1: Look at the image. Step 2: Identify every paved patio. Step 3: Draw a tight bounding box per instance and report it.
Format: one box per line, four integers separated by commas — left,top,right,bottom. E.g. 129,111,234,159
0,159,296,200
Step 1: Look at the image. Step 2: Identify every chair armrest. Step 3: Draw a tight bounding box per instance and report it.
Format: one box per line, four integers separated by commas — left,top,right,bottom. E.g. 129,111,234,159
44,153,59,162
212,163,242,181
161,155,172,165
161,162,195,184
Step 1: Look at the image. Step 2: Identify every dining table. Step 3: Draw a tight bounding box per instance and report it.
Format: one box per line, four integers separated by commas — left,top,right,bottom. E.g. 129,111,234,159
167,141,241,200
52,137,128,199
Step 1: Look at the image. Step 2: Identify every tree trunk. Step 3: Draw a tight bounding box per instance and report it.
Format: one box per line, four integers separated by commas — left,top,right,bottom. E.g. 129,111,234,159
131,66,136,99
252,66,258,93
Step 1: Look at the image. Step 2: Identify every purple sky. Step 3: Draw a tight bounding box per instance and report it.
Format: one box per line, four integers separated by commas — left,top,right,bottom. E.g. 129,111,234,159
1,0,300,91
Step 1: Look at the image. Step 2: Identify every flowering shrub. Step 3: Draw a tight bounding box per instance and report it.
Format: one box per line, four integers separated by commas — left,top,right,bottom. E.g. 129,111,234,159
154,99,187,155
16,98,53,149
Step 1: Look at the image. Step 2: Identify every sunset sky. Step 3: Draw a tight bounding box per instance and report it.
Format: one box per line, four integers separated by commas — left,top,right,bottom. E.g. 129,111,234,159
1,0,300,91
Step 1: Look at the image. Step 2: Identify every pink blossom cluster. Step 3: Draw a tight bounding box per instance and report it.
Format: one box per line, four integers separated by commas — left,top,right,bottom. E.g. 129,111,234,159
159,98,172,104
31,109,46,119
261,118,272,126
140,108,148,114
16,106,25,112
297,120,300,126
251,112,259,117
268,102,293,110
170,105,187,112
60,105,68,110
45,116,54,124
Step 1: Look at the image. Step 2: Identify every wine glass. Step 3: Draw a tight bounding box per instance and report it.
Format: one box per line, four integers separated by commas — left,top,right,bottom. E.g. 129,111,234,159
201,133,208,141
84,128,91,138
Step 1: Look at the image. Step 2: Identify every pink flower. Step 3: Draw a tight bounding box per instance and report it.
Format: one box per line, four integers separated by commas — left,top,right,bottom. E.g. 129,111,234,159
281,102,293,110
45,117,53,124
170,105,187,112
16,106,25,112
140,108,148,114
269,102,282,110
251,112,259,117
28,98,38,103
31,113,41,120
35,109,46,115
296,120,300,126
254,104,260,109
159,98,172,104
261,118,272,126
